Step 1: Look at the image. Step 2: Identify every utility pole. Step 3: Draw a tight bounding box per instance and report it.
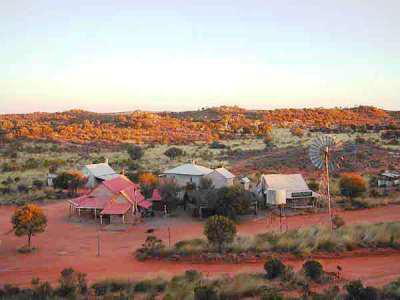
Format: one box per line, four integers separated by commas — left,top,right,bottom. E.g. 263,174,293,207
168,227,171,248
97,230,101,256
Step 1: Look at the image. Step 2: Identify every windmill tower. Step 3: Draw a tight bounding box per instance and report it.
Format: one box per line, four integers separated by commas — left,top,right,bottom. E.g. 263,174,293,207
309,135,339,231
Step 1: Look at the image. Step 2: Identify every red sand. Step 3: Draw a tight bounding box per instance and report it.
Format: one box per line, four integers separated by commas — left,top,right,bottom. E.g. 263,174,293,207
1,202,400,287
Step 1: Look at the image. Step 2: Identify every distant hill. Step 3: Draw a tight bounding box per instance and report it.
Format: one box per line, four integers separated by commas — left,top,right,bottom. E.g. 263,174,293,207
0,106,398,144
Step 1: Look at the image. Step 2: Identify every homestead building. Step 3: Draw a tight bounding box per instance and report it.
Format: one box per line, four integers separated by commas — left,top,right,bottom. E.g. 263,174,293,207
81,160,119,188
257,174,318,208
68,175,151,224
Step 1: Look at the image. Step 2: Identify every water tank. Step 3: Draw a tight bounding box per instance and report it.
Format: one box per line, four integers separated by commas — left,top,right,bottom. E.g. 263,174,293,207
266,189,287,205
275,189,287,205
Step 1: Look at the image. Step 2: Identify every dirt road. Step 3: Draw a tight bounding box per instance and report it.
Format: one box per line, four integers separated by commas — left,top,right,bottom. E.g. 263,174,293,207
1,202,400,286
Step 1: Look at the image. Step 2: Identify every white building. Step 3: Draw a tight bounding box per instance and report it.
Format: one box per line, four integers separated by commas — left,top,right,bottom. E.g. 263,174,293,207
81,161,119,188
161,162,213,187
257,174,318,208
205,167,235,189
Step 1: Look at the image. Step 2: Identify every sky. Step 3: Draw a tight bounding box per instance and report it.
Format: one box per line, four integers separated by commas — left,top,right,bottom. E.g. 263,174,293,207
1,0,399,113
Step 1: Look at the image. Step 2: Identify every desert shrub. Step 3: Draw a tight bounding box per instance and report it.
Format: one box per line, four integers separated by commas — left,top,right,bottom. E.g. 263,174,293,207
136,235,166,260
303,260,324,282
164,147,184,159
332,215,345,229
57,268,87,297
23,158,41,169
339,173,367,199
261,289,284,300
194,285,219,300
345,280,379,300
134,278,166,293
291,127,304,137
159,183,181,211
264,134,274,148
204,215,237,252
91,279,134,296
127,144,144,160
31,277,54,299
264,258,286,279
382,278,400,299
175,238,208,256
32,179,44,190
17,184,29,193
308,179,319,192
209,141,227,149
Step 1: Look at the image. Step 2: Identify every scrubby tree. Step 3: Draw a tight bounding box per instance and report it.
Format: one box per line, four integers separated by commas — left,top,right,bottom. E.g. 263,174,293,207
264,133,274,149
194,286,219,300
264,258,286,279
339,173,367,199
164,147,184,160
139,172,158,186
291,127,304,137
57,268,87,297
11,204,47,250
204,215,236,252
303,260,324,282
159,183,181,211
127,145,143,160
53,171,87,196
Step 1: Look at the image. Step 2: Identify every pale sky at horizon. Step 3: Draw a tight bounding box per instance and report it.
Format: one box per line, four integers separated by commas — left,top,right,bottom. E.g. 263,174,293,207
1,0,399,113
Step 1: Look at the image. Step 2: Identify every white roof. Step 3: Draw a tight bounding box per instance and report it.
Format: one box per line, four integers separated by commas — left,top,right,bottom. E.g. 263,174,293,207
213,168,235,179
261,174,309,191
83,163,118,179
163,163,213,176
241,177,250,183
381,170,400,178
260,174,317,199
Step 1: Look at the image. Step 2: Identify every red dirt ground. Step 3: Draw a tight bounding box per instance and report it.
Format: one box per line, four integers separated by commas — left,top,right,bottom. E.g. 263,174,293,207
1,202,400,287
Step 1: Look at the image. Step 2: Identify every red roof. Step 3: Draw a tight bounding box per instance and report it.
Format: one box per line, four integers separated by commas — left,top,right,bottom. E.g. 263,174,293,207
103,175,139,193
100,202,131,215
69,195,109,209
151,189,162,201
138,199,152,209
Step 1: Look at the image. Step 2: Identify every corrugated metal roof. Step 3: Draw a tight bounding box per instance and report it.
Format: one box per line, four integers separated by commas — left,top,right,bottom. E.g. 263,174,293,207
213,168,235,179
381,170,400,178
103,175,139,193
261,174,309,191
84,163,117,179
163,163,213,176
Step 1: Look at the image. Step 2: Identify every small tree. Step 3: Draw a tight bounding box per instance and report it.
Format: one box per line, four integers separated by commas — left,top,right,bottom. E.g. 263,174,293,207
53,171,87,196
303,260,324,282
11,204,47,250
139,172,158,186
204,215,236,252
264,258,286,279
127,145,144,160
159,183,181,211
164,147,184,160
57,268,87,297
339,173,367,199
264,134,274,149
332,215,345,229
291,127,304,137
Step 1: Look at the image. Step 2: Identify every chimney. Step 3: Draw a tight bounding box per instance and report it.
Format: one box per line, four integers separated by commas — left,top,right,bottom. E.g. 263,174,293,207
105,158,109,164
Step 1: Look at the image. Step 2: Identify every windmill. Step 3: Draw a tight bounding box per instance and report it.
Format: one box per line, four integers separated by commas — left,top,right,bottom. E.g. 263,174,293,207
309,135,342,231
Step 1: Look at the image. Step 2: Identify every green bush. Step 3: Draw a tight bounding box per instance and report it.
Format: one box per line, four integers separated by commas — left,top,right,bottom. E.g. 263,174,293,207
264,258,286,279
204,215,237,253
303,260,324,282
345,280,380,300
194,285,219,300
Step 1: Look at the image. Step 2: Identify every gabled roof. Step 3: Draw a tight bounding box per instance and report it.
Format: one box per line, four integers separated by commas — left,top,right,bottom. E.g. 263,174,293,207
83,163,117,179
103,175,139,193
163,163,213,176
68,194,109,209
261,174,309,191
381,170,400,178
212,168,235,179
